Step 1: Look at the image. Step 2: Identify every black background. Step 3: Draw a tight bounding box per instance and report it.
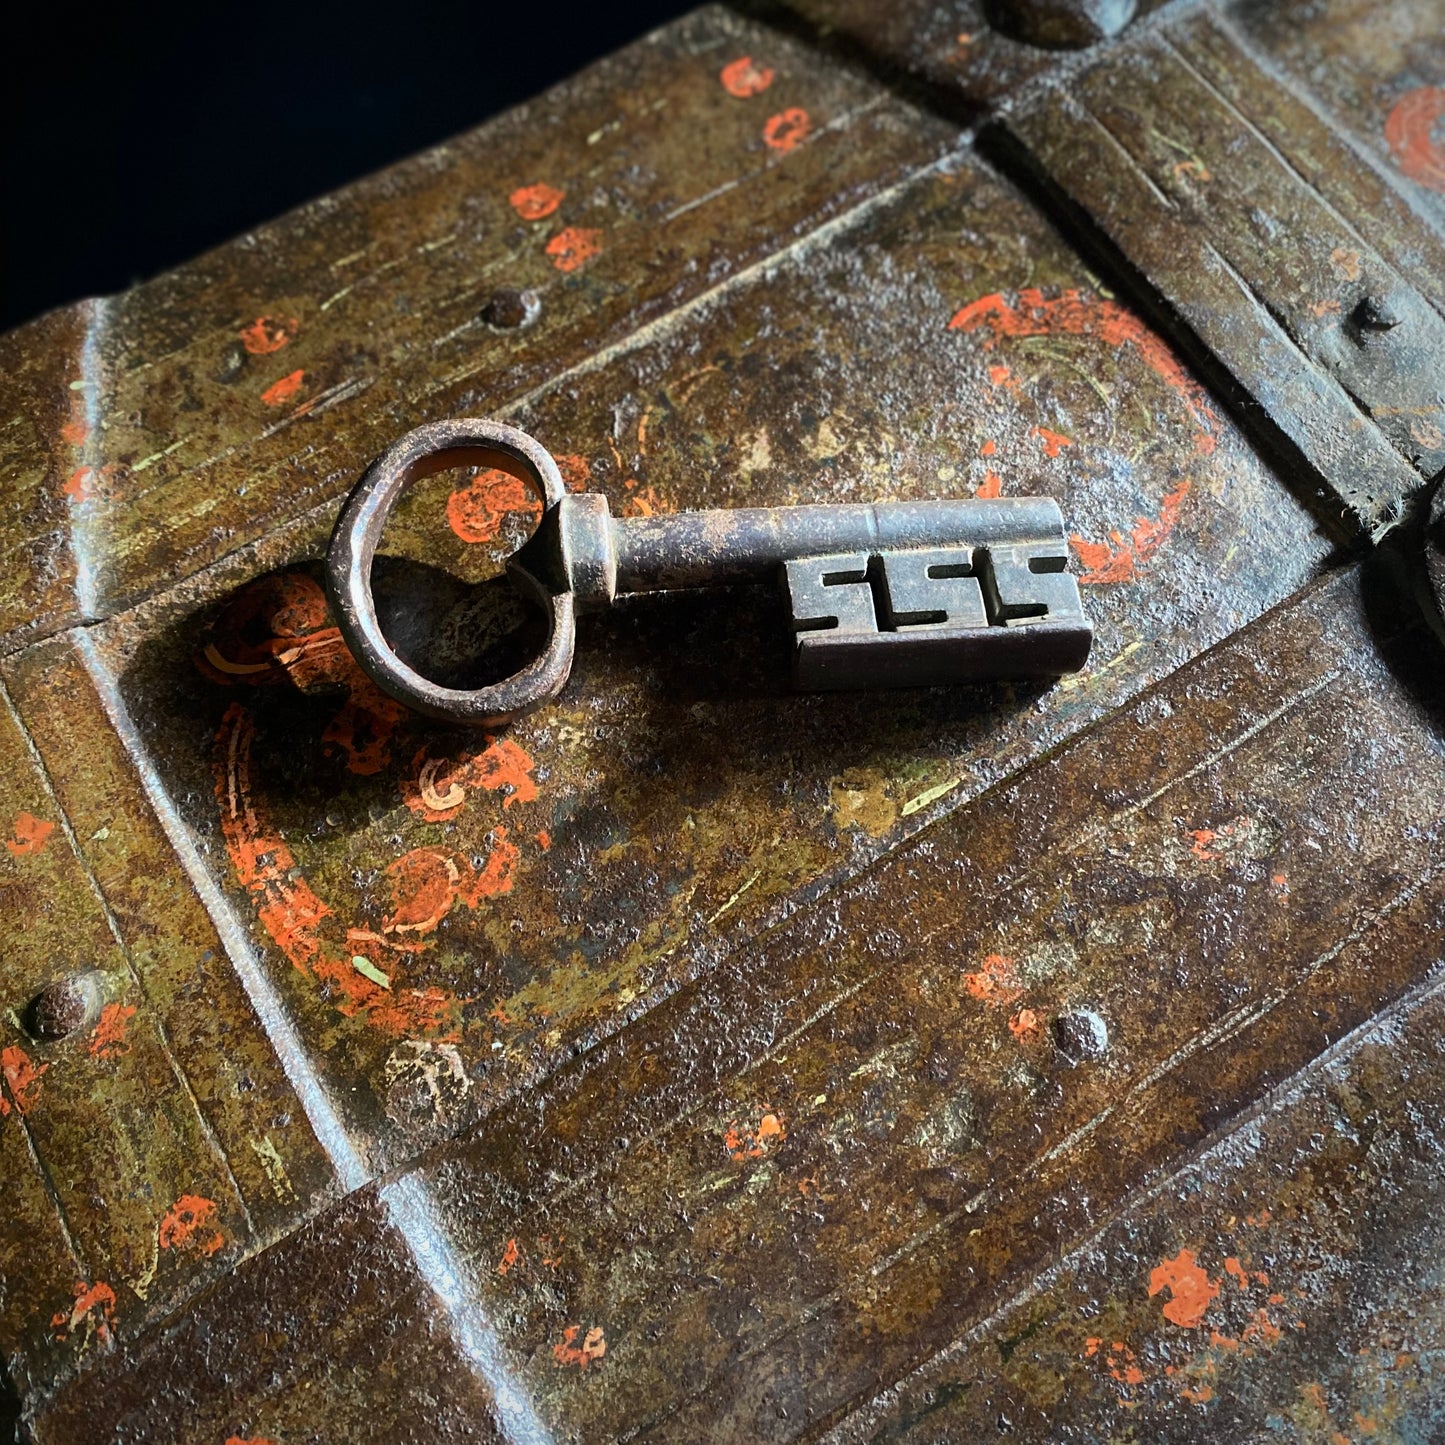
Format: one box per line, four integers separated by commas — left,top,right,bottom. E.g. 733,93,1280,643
1,0,699,332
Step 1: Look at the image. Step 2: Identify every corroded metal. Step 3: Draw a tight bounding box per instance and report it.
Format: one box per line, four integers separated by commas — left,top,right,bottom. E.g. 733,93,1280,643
24,976,100,1044
327,419,1091,722
983,0,1138,49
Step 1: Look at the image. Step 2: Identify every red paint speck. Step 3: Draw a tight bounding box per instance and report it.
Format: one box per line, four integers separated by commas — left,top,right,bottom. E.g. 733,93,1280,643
725,1110,786,1161
510,183,565,221
498,1237,521,1275
554,1325,607,1369
1033,426,1073,458
7,811,55,856
962,953,1022,1008
51,1280,116,1344
2,1044,48,1115
260,370,305,407
88,1002,136,1061
545,226,603,273
1149,1248,1220,1327
976,471,1002,500
158,1193,225,1256
721,56,775,98
1385,86,1445,193
762,108,811,152
979,438,997,456
240,316,298,355
1008,1007,1041,1040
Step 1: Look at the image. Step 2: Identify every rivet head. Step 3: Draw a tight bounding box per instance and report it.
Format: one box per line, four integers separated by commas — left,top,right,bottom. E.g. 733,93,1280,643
26,974,101,1042
1351,295,1404,334
481,287,541,330
1052,1008,1108,1062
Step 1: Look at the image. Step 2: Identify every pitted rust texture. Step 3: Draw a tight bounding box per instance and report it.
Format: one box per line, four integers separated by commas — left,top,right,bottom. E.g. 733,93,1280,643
2,0,1443,1435
0,5,954,650
765,0,1169,113
34,1184,518,1445
52,153,1328,1192
1225,0,1445,219
36,561,1445,1440
1000,3,1445,541
0,640,338,1403
825,973,1445,1440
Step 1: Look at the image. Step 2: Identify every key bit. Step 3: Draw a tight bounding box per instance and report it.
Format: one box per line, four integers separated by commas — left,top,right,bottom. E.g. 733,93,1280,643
326,419,1092,727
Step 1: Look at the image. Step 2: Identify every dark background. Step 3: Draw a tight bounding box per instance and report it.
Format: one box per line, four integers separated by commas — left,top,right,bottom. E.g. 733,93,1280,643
0,0,699,333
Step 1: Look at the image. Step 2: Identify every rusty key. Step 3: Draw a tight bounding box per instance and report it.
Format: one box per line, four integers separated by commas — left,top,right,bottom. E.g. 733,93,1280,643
327,419,1092,727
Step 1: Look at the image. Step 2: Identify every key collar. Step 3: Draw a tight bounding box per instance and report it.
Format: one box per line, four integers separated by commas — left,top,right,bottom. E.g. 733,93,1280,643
325,418,575,728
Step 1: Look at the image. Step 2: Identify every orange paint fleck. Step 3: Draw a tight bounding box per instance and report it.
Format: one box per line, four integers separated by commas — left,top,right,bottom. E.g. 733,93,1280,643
158,1194,225,1256
536,829,552,851
225,1437,278,1445
987,364,1012,387
1189,828,1218,862
979,438,997,456
498,1237,521,1276
64,466,93,502
725,1109,787,1161
620,480,666,517
1085,1337,1146,1393
1330,247,1363,282
88,1002,136,1061
720,56,774,98
1245,1209,1271,1227
1172,158,1212,183
51,1280,116,1344
240,315,298,355
556,453,592,489
2,1044,48,1115
1033,426,1073,458
1070,478,1191,586
1311,299,1342,318
509,182,564,221
1385,86,1445,193
7,811,55,856
962,953,1022,1008
1224,1256,1249,1288
1271,873,1289,896
260,369,305,406
1241,1306,1282,1345
1180,1384,1214,1404
1149,1248,1220,1328
404,738,539,821
1008,1007,1041,1040
545,226,603,273
213,703,459,1040
553,1324,607,1369
975,471,1002,500
762,108,811,152
447,466,541,544
60,419,88,447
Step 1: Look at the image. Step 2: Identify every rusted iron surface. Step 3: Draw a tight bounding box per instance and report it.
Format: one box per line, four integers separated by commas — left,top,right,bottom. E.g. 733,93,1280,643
32,559,1445,1440
1,0,1444,1437
1,84,1332,1432
0,5,953,653
765,0,1167,113
1000,1,1445,541
28,144,1317,1173
827,955,1445,1440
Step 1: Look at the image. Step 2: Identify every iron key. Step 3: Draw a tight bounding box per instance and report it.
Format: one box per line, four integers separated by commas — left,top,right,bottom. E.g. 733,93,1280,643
327,419,1091,727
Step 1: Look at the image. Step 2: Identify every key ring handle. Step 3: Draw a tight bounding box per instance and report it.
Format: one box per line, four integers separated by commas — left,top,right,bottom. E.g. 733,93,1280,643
326,418,575,728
